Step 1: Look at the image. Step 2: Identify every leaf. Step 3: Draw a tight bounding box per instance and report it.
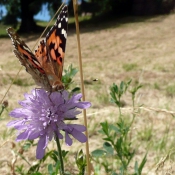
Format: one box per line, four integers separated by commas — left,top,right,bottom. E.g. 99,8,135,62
62,150,69,158
113,83,119,93
27,163,40,174
109,124,120,134
120,81,124,93
49,151,59,163
31,173,42,175
103,142,114,155
91,149,107,157
134,161,139,175
48,164,54,175
22,140,34,150
111,172,118,175
137,153,147,174
100,122,109,135
71,87,80,93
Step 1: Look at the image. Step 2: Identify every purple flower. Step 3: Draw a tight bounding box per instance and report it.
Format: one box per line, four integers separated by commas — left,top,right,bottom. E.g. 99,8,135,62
7,89,91,159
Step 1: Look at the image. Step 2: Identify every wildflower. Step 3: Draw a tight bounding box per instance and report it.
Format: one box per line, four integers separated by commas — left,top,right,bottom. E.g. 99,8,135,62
7,89,91,159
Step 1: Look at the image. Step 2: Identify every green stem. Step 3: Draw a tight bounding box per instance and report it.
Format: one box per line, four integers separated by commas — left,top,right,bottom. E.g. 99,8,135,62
55,133,64,175
130,94,136,126
0,106,5,116
118,97,121,117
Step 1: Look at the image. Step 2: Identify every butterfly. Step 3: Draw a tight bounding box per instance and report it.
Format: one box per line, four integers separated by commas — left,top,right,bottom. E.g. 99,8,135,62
7,5,68,92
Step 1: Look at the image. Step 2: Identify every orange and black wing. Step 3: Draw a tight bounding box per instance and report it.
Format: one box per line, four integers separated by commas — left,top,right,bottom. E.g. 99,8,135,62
7,27,51,90
45,5,68,90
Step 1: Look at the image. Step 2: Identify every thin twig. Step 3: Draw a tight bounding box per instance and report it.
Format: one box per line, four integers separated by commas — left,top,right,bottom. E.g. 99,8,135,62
72,1,91,174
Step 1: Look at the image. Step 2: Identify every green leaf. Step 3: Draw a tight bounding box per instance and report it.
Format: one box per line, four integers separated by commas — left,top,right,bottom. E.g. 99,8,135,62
120,81,124,93
75,150,86,175
111,172,118,175
134,161,139,175
91,149,107,157
31,173,42,175
113,83,119,93
100,122,109,135
49,151,59,163
137,153,147,174
110,83,118,101
48,164,54,175
103,142,114,155
71,87,80,93
28,163,40,174
76,149,86,167
62,64,78,90
109,124,120,134
61,150,69,158
22,142,32,151
41,150,55,162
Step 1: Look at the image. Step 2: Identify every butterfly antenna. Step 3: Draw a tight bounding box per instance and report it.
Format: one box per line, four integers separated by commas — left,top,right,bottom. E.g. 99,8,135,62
72,1,91,174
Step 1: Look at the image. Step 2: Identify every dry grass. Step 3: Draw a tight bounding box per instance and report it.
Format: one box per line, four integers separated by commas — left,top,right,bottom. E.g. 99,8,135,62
1,13,175,174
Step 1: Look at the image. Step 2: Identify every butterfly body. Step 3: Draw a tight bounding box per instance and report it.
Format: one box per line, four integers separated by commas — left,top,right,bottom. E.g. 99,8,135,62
7,5,68,92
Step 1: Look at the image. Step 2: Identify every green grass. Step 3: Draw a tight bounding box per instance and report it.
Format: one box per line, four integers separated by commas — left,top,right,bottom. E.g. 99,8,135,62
13,77,34,87
137,125,153,141
122,63,138,71
96,91,109,105
165,84,175,97
154,82,161,90
2,75,34,87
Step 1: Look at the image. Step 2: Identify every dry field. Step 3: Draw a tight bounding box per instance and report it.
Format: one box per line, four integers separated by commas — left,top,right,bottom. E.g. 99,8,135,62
1,13,175,174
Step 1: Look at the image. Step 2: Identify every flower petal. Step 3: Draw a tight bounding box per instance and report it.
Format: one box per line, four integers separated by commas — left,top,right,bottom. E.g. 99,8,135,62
36,136,46,159
77,102,91,109
71,129,87,143
65,132,72,146
16,130,30,141
67,124,86,132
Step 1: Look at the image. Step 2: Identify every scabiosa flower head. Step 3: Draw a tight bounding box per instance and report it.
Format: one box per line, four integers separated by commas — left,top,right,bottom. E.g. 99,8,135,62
7,89,91,159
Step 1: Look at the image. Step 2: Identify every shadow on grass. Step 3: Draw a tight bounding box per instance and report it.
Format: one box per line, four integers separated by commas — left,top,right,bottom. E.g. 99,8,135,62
70,13,167,33
0,13,167,40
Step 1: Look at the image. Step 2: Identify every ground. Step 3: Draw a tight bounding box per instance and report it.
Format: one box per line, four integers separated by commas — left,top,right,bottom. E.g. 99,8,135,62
1,13,175,174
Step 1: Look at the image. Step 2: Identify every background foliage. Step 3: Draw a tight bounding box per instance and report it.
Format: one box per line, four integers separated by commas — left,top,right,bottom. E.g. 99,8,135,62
0,0,175,32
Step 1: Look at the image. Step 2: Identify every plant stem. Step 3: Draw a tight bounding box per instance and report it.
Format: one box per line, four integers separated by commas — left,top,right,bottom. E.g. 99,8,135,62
0,106,5,116
130,94,136,126
118,97,121,116
55,133,64,175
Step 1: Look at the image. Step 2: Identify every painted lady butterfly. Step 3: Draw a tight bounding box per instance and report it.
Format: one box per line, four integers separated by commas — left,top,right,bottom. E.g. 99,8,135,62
7,5,68,92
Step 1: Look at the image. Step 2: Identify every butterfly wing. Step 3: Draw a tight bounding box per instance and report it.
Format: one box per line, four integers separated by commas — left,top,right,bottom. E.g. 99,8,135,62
7,27,52,90
45,5,68,90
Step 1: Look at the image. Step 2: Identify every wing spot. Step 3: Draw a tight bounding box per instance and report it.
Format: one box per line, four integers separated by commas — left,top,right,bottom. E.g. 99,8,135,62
61,29,67,38
58,23,61,28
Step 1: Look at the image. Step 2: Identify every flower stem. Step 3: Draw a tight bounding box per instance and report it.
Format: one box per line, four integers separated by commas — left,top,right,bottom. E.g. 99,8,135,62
55,133,64,175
